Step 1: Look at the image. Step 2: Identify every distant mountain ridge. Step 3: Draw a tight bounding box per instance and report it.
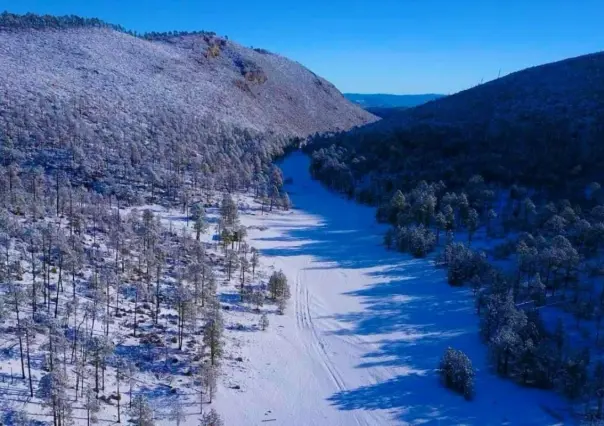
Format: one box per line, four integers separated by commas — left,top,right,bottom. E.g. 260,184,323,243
344,93,445,109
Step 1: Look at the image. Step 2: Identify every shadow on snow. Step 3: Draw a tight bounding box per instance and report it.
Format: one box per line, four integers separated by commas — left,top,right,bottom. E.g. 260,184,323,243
257,153,565,425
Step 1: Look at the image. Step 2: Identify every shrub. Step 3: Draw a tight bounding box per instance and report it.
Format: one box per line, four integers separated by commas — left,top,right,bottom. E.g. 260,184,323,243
439,347,475,400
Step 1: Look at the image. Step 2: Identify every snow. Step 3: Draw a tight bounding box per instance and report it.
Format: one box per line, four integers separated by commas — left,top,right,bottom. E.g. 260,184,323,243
0,152,569,425
210,152,567,425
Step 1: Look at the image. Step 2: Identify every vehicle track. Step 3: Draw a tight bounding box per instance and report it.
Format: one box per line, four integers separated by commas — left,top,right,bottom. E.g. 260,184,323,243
294,262,369,426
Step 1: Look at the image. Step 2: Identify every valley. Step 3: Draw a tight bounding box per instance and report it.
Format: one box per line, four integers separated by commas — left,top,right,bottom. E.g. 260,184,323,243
212,153,566,425
0,9,602,426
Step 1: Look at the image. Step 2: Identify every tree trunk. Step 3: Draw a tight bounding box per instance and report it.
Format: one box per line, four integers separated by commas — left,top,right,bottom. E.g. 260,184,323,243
25,327,33,397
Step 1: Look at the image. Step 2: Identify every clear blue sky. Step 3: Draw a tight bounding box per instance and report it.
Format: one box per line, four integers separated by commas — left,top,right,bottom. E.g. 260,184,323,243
2,0,603,94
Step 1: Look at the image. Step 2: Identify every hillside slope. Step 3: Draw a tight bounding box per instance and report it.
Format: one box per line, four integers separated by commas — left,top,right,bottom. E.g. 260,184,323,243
311,51,604,200
0,19,376,192
0,27,374,137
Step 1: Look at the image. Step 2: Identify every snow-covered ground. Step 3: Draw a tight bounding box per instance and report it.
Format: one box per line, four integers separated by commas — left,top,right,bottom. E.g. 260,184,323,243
0,152,569,426
212,152,568,425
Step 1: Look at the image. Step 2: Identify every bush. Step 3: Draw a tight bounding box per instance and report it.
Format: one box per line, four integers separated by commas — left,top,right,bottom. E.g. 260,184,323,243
439,347,475,400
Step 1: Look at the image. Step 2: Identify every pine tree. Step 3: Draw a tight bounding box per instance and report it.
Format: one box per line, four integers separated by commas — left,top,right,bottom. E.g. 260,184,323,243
439,347,475,400
129,395,155,426
191,202,208,241
169,399,186,426
200,409,224,426
268,270,288,300
250,248,260,278
281,192,292,210
465,207,479,245
203,304,224,366
259,313,269,331
200,363,218,404
84,387,101,426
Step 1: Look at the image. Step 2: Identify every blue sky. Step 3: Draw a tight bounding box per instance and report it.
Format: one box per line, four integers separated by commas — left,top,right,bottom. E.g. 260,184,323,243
3,0,603,94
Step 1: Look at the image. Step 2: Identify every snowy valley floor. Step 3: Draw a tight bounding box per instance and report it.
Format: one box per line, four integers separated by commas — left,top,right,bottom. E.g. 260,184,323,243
211,152,568,426
0,152,570,426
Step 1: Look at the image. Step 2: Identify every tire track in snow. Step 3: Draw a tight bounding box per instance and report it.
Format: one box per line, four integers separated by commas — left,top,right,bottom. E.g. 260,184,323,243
294,263,368,426
295,268,308,330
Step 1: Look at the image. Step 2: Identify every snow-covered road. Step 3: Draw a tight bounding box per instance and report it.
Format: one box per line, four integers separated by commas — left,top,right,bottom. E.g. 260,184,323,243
214,152,566,425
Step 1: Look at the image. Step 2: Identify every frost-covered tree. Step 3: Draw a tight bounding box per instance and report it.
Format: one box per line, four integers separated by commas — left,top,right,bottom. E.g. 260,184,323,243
220,193,239,229
558,348,590,400
444,243,489,286
200,363,218,404
268,270,288,300
169,399,186,426
528,273,546,306
83,386,101,426
37,369,72,426
268,270,291,313
251,287,264,311
465,207,479,245
434,211,447,244
281,192,292,210
200,409,224,426
129,395,155,426
191,202,208,241
439,347,474,400
203,304,224,366
259,312,269,331
394,224,436,258
250,247,260,278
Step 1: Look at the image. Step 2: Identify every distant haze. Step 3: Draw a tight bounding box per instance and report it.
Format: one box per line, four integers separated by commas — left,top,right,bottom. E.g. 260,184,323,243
344,93,444,109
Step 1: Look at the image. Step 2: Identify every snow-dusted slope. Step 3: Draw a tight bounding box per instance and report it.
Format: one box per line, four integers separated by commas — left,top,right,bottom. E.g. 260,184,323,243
215,152,567,425
0,25,375,146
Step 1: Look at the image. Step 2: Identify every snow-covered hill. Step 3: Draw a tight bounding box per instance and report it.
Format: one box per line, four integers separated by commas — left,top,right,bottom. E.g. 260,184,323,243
311,51,604,196
0,24,374,139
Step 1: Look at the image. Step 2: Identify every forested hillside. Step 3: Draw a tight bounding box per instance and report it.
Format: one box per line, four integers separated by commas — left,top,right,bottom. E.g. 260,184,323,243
313,51,604,202
0,12,373,425
308,50,604,421
0,12,375,200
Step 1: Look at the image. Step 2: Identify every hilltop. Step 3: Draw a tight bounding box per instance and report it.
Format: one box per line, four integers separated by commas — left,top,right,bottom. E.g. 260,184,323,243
0,12,375,189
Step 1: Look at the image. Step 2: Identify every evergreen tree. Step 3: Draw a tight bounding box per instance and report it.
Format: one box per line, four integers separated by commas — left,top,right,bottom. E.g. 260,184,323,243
259,313,269,331
129,395,155,426
439,347,475,400
203,304,224,366
200,409,224,426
